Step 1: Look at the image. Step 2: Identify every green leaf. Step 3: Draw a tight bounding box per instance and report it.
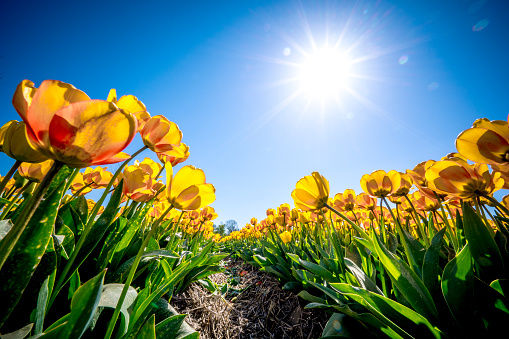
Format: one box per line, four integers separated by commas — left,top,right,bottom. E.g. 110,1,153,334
0,220,13,241
0,323,33,339
321,313,378,338
422,228,446,299
490,279,509,298
135,314,156,339
65,271,106,338
95,283,137,335
299,258,337,282
155,314,187,339
68,181,123,278
0,182,65,327
371,229,438,323
462,201,505,281
474,276,509,335
297,290,327,304
441,243,484,336
395,223,425,278
108,250,180,283
344,258,383,295
127,262,190,337
331,283,443,339
43,165,72,199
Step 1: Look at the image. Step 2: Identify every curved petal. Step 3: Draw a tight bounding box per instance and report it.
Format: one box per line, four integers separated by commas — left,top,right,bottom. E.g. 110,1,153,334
456,127,509,164
171,165,206,199
26,80,90,147
48,100,137,167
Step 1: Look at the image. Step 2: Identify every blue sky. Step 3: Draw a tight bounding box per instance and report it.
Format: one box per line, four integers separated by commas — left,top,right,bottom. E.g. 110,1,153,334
1,0,508,227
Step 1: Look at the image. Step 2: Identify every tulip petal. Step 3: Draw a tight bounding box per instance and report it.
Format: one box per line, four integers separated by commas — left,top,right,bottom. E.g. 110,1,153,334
12,80,37,120
26,80,90,147
456,128,509,164
48,100,137,167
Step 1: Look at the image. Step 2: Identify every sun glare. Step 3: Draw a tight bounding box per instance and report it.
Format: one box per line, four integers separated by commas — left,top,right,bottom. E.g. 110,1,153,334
299,48,351,99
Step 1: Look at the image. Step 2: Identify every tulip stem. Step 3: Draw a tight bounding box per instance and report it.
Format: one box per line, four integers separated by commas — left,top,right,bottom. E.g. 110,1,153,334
88,145,149,225
0,160,21,196
0,182,31,220
0,161,64,272
104,204,173,339
64,168,80,194
404,195,429,247
50,146,149,310
474,196,495,237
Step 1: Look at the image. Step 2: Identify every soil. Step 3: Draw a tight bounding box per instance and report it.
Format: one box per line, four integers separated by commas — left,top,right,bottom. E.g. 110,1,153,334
171,257,330,339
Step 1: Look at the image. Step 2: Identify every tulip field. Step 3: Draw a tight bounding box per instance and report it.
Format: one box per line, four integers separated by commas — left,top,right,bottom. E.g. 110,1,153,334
2,79,509,339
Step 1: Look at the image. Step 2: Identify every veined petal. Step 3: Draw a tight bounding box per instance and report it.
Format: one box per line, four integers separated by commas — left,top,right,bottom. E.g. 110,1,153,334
171,165,206,199
456,127,509,164
26,80,90,147
48,100,137,167
12,80,37,120
92,152,131,165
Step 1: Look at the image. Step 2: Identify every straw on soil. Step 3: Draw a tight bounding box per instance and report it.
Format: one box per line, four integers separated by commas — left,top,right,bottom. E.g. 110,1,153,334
171,257,330,339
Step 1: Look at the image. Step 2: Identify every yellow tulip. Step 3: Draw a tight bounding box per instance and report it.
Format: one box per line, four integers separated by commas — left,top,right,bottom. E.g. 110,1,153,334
1,121,48,163
165,163,216,211
425,159,504,199
280,231,292,244
456,118,509,165
18,159,55,183
140,115,182,154
291,172,330,211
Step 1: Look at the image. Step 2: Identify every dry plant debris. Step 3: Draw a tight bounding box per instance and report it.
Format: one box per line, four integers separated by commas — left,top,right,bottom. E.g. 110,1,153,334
171,257,330,339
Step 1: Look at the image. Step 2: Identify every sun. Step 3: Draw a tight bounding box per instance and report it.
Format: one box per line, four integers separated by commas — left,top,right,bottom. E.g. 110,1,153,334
298,47,352,99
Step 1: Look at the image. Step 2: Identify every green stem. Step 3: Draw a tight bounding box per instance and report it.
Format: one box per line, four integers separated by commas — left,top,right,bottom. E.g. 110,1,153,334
404,195,429,247
475,196,495,237
0,161,64,271
104,204,174,339
433,193,459,251
0,160,21,195
87,146,148,225
64,168,80,194
0,182,31,219
50,146,148,308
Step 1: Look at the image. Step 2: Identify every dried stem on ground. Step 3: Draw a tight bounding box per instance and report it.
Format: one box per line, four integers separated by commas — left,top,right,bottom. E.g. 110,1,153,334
171,258,329,339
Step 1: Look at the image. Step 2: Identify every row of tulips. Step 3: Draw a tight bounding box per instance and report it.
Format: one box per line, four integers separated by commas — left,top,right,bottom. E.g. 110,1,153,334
0,79,226,339
228,117,509,338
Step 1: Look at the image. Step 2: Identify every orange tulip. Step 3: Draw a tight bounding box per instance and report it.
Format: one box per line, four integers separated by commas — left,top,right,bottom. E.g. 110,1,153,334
425,159,504,199
406,160,445,199
332,189,356,212
140,115,182,154
200,206,218,221
356,193,377,211
157,143,190,166
121,165,164,202
360,170,401,198
291,172,330,211
82,166,113,189
165,163,215,211
456,118,509,165
134,157,163,179
13,80,137,168
70,172,93,196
